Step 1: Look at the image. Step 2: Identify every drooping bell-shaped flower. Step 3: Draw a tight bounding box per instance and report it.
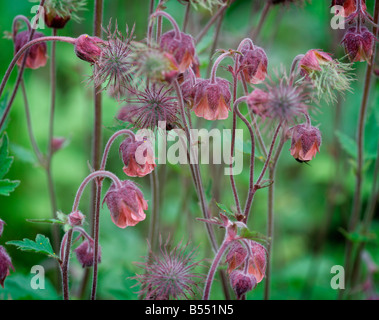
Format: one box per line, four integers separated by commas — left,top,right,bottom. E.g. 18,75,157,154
0,246,14,288
103,180,148,228
160,30,196,73
14,31,47,69
238,42,268,84
74,239,101,268
119,136,156,177
289,123,322,162
342,27,376,63
192,77,231,120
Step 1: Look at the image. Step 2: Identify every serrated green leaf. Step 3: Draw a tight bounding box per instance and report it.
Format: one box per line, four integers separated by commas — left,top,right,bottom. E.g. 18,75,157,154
239,227,270,246
215,202,236,222
0,179,20,196
6,234,59,259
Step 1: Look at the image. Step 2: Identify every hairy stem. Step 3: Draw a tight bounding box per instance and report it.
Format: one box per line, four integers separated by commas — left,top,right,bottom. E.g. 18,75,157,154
343,0,379,296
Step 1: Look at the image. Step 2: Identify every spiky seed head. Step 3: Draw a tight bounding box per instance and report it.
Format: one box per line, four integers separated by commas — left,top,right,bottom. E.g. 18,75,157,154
132,239,204,300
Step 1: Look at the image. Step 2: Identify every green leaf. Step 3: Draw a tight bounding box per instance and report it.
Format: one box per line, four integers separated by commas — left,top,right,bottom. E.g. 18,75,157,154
239,227,270,246
215,202,237,222
26,218,65,225
7,234,59,259
335,131,357,159
0,179,20,196
10,143,37,164
338,228,376,244
0,133,13,179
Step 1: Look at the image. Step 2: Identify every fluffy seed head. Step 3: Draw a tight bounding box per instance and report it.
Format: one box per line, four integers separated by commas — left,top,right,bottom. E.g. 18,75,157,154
132,239,204,300
120,84,179,130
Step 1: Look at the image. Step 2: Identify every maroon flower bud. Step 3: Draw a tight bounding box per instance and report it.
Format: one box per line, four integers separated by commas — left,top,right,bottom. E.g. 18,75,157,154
119,136,156,177
192,77,231,120
14,31,47,69
229,270,256,299
0,219,5,237
68,211,85,227
44,7,71,29
74,239,100,268
74,34,104,64
160,30,196,73
51,137,67,154
238,42,268,84
290,123,322,162
103,180,148,228
342,27,376,63
0,246,14,288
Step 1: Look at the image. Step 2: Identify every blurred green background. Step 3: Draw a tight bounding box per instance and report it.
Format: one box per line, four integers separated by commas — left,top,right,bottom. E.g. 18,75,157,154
0,0,378,300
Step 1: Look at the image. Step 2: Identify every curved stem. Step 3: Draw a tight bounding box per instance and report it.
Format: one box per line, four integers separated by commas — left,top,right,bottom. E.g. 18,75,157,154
12,15,32,40
210,52,233,84
151,11,182,40
0,35,76,130
100,129,135,170
61,228,73,300
72,170,122,213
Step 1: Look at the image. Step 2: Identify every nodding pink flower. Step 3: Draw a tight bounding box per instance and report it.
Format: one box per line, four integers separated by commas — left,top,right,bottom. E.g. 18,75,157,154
290,123,322,162
192,77,231,120
299,49,334,76
160,30,196,73
74,239,101,268
14,31,47,69
238,42,268,84
0,246,14,288
68,211,85,227
246,88,270,119
119,136,156,177
342,27,376,63
331,0,367,17
225,241,267,284
229,270,257,299
103,180,148,228
74,34,104,64
0,219,5,237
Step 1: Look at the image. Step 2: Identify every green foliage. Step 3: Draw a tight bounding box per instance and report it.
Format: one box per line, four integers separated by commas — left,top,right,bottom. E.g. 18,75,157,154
7,234,60,260
0,133,20,196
